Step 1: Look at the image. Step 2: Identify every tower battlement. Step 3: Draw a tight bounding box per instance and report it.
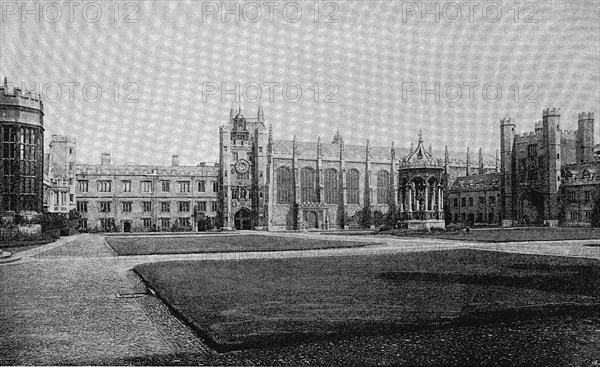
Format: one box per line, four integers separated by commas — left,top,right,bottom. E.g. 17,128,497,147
0,79,43,111
50,134,76,144
578,112,594,120
500,117,514,125
543,107,561,117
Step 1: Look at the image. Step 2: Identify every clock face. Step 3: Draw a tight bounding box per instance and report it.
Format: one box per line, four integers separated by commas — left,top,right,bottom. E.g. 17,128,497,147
235,159,250,174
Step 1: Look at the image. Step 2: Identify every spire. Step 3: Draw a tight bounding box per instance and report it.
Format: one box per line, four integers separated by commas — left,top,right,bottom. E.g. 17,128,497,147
332,128,343,144
317,136,321,156
411,142,414,152
466,147,470,176
429,144,432,154
495,149,499,173
418,130,423,143
238,104,242,115
268,123,273,145
479,147,484,174
229,104,234,122
258,105,264,122
366,139,371,153
444,145,449,174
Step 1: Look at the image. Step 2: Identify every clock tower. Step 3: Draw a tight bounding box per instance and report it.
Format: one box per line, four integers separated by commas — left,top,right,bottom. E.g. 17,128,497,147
218,105,269,230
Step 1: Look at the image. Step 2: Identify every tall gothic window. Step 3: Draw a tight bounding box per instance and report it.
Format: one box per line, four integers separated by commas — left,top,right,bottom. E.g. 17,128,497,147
276,166,293,204
324,168,338,204
377,170,390,204
346,169,360,204
300,167,317,203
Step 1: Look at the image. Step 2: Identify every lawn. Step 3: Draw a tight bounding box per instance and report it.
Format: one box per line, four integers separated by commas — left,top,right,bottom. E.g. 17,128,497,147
0,238,56,253
107,234,373,256
382,227,600,242
134,249,600,351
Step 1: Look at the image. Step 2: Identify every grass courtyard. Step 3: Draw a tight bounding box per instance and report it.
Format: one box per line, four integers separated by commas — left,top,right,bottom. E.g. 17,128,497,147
134,249,600,351
106,234,374,256
381,227,600,243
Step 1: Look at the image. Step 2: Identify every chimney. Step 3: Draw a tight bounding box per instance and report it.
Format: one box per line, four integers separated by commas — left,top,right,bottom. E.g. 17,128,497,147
100,152,111,166
172,154,179,166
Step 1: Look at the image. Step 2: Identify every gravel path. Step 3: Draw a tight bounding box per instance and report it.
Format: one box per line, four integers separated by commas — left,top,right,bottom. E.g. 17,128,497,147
1,232,600,365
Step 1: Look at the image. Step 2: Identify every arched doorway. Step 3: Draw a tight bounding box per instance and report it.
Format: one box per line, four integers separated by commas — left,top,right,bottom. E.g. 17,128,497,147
520,190,545,224
305,211,318,229
234,208,253,230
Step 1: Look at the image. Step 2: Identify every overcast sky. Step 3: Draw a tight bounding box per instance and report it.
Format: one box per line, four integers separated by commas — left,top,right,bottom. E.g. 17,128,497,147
1,0,598,165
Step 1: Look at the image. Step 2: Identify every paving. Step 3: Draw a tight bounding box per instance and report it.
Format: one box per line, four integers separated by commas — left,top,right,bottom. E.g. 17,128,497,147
1,232,600,365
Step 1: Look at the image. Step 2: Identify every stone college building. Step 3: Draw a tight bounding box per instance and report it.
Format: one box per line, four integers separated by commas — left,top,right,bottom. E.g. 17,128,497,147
1,78,598,231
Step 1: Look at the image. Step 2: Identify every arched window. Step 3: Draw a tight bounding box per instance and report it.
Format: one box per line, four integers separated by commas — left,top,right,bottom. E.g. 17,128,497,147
377,170,390,204
300,167,317,203
346,169,360,204
324,168,338,204
276,166,293,204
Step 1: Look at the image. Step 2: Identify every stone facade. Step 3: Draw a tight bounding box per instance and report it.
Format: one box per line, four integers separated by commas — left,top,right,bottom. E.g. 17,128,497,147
44,135,76,213
446,173,501,225
74,154,219,232
36,105,598,231
218,107,459,230
448,109,597,227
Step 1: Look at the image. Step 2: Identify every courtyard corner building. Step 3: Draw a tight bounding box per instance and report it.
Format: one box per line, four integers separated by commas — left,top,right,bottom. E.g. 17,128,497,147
0,78,45,219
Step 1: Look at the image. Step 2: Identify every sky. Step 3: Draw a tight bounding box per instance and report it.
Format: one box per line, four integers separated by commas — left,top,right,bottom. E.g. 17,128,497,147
1,0,598,165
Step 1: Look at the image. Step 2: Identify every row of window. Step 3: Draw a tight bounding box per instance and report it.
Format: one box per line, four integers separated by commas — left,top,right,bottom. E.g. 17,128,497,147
452,212,496,223
77,179,218,193
77,200,217,213
452,196,497,208
85,217,194,231
568,210,592,221
566,191,593,202
276,167,389,205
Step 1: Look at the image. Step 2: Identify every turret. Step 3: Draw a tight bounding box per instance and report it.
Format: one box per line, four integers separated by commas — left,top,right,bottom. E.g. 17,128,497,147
500,117,516,222
258,105,264,123
500,117,516,175
542,108,561,220
576,112,595,163
267,123,273,154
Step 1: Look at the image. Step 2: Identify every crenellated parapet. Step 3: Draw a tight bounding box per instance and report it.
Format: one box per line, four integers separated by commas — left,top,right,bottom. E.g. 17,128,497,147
50,134,76,144
543,107,561,117
0,80,43,112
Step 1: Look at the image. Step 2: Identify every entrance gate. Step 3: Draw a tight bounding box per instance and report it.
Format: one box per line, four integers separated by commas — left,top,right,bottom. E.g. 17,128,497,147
234,208,253,230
